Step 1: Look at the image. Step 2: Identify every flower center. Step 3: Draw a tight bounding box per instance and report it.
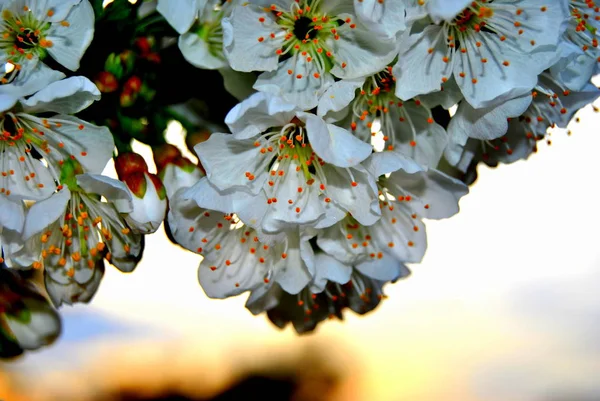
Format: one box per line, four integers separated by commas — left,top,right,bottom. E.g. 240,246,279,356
269,0,350,73
34,190,137,278
350,67,434,151
0,9,52,64
292,16,318,40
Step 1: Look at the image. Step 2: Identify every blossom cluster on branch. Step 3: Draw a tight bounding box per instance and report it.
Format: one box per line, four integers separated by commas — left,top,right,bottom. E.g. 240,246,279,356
0,0,599,355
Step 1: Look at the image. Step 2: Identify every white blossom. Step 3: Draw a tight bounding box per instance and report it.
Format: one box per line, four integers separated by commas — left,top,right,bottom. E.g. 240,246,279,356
223,0,397,109
394,0,569,108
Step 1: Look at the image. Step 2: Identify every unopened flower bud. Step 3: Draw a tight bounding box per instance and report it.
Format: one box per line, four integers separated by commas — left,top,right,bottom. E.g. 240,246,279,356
0,268,61,354
120,89,136,107
94,71,119,93
114,152,148,179
122,172,167,234
124,76,142,93
153,144,182,170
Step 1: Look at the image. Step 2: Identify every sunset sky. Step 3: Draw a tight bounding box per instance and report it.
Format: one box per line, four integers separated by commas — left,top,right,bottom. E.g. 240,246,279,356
2,100,600,401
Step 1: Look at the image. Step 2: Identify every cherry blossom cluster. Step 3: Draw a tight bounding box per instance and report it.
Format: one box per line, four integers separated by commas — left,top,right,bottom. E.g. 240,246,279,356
0,0,167,353
2,0,600,351
158,0,600,332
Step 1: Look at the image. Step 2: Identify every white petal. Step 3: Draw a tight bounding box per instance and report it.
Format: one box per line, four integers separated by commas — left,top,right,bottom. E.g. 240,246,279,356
254,56,335,110
271,230,314,294
195,133,270,194
0,93,18,112
76,174,133,213
21,76,100,114
362,151,424,178
310,252,352,293
245,284,283,315
32,0,81,22
22,188,70,239
317,77,363,119
183,177,267,230
35,115,114,174
46,0,95,71
355,252,409,281
44,261,104,306
178,31,228,69
157,0,199,34
126,175,167,234
388,101,448,168
0,151,56,201
426,0,471,22
454,33,548,109
0,61,65,98
5,298,61,349
222,4,283,72
160,163,204,200
0,196,25,233
370,206,427,263
302,113,372,168
449,93,532,141
167,188,227,254
386,169,469,220
353,0,406,38
225,92,297,139
393,25,448,100
328,20,397,80
260,161,325,233
322,164,380,226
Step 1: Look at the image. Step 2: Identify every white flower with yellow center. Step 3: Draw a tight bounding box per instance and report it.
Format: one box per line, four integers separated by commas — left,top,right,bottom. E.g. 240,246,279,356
446,72,600,169
11,160,144,307
158,0,239,70
193,92,379,234
223,0,398,109
168,190,316,297
550,1,600,91
0,76,114,202
0,0,94,80
246,267,400,333
318,151,468,278
394,0,569,108
318,65,448,168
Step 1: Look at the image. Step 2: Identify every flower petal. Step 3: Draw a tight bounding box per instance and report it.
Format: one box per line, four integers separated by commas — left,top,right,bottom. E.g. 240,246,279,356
195,133,270,194
21,76,100,115
157,0,199,34
44,260,104,307
225,92,297,140
310,252,352,293
448,93,532,141
5,298,61,349
76,174,133,213
222,4,283,72
22,188,70,240
46,0,95,71
0,61,65,98
254,56,335,110
302,113,372,168
393,25,448,100
355,252,410,281
178,31,228,69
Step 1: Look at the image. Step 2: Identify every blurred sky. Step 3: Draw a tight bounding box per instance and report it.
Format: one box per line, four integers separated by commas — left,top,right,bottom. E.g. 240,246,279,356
2,102,600,401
